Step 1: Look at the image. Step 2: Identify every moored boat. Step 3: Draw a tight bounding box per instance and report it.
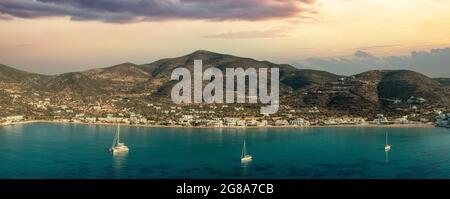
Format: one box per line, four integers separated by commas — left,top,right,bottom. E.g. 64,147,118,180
110,124,129,154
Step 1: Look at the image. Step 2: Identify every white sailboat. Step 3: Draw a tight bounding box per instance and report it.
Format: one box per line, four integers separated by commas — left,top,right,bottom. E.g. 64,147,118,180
110,124,129,154
384,132,391,152
241,139,252,163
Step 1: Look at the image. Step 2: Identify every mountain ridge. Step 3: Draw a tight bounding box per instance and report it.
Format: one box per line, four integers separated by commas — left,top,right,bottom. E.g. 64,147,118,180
1,50,449,116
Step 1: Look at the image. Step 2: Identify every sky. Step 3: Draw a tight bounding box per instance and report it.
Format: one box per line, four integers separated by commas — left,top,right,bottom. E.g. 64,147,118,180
0,0,450,77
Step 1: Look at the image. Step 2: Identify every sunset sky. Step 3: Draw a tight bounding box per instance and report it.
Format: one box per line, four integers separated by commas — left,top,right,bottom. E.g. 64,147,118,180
1,0,450,76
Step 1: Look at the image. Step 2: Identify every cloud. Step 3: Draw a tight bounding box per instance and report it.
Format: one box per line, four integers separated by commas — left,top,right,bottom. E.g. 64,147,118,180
203,28,288,39
294,47,450,77
0,0,316,23
352,44,401,51
353,50,376,59
0,13,12,20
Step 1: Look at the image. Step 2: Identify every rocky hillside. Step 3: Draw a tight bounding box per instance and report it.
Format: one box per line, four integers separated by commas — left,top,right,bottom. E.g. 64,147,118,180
1,50,449,115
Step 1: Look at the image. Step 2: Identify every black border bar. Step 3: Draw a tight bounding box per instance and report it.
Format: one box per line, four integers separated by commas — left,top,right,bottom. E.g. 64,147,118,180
1,179,449,198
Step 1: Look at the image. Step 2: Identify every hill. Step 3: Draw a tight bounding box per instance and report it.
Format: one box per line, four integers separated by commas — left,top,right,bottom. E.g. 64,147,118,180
1,51,449,117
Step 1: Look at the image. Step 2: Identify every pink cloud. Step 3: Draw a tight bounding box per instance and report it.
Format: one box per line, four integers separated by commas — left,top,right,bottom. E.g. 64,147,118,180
0,0,317,23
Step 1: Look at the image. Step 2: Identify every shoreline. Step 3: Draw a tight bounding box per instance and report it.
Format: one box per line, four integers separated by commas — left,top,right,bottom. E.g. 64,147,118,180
1,120,436,129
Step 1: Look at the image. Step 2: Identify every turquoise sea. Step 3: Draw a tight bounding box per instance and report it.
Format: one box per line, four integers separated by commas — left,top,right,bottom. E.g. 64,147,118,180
0,123,449,179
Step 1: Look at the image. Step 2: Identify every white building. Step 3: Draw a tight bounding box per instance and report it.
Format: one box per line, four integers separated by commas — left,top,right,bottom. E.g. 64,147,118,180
371,114,389,125
75,114,85,118
289,118,310,127
246,120,258,126
223,118,239,126
407,96,426,104
84,117,97,123
236,120,246,126
395,116,411,124
5,115,24,122
257,120,268,127
275,120,289,126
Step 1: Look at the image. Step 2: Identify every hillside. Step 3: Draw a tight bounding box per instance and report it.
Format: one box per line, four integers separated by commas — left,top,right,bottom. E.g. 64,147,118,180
377,70,445,103
1,51,449,117
0,64,48,87
135,50,341,98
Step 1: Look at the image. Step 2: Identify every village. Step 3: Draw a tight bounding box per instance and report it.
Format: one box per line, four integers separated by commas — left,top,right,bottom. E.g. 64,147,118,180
1,89,449,128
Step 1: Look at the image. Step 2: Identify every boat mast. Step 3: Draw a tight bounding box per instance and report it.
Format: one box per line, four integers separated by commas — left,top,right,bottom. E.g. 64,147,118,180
242,140,246,158
111,125,118,148
117,124,120,145
385,132,388,146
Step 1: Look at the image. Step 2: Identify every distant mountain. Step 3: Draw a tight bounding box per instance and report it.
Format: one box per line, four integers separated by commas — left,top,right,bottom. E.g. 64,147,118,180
377,70,445,103
0,64,53,93
0,64,47,85
348,70,449,113
1,51,449,115
35,62,153,99
135,50,341,97
85,62,150,82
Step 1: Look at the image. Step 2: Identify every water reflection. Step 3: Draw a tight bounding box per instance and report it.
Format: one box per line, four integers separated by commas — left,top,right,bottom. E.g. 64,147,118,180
112,152,128,177
385,151,390,163
241,161,252,177
1,123,23,133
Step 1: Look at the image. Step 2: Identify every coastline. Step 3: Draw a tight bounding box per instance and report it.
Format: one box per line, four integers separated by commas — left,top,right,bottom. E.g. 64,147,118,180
0,120,436,129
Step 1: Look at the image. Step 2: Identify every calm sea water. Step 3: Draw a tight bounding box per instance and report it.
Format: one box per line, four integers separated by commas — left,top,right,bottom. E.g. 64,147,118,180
0,123,449,179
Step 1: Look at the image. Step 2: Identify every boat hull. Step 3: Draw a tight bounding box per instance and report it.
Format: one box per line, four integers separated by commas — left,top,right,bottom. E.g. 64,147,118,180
241,156,252,163
385,145,391,152
110,146,129,153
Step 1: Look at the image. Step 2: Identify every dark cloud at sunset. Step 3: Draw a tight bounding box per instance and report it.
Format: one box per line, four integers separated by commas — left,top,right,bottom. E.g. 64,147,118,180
0,0,316,23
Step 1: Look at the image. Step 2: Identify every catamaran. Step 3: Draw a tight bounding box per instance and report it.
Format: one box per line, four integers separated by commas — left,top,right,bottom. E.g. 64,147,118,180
241,139,252,163
110,124,129,154
384,132,391,152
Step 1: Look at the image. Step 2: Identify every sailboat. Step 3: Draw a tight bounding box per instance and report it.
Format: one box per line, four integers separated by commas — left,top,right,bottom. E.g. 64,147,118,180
384,132,391,152
110,124,129,154
241,139,252,163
